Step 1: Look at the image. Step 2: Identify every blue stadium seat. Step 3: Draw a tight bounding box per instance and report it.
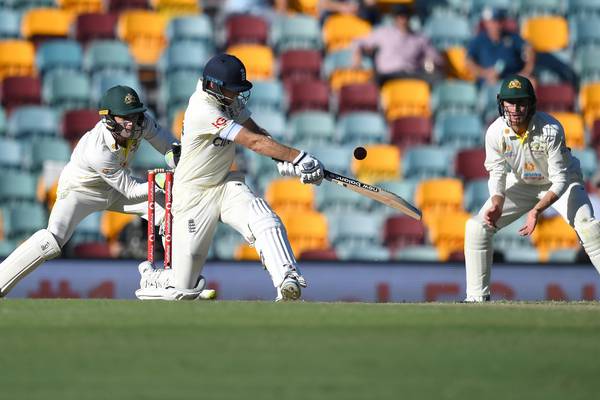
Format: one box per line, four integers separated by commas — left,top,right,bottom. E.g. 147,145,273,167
470,0,513,14
0,106,5,135
0,137,23,169
159,71,198,121
574,47,600,83
7,106,58,139
3,203,47,240
316,178,372,213
42,70,91,114
432,80,478,114
502,247,540,263
212,225,244,260
374,179,421,216
480,81,502,123
274,15,322,52
393,244,440,261
0,8,20,39
158,40,212,78
130,140,166,171
335,242,390,261
571,148,597,180
423,13,471,49
336,111,387,146
494,217,533,254
569,0,600,17
36,39,83,76
289,111,336,146
548,248,578,262
0,169,37,204
402,145,455,179
29,136,71,171
12,0,55,12
520,0,563,17
0,239,17,257
167,15,214,51
69,212,103,246
433,113,484,149
305,143,353,175
251,110,287,141
247,80,285,112
322,49,372,80
328,211,382,248
83,40,136,76
464,178,489,213
571,16,600,49
91,71,143,106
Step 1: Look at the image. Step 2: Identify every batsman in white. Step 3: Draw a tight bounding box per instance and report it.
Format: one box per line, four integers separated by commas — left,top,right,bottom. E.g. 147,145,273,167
464,74,600,302
135,54,325,301
0,85,178,297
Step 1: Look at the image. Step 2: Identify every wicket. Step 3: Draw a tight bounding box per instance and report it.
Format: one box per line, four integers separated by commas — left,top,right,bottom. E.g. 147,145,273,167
147,169,174,269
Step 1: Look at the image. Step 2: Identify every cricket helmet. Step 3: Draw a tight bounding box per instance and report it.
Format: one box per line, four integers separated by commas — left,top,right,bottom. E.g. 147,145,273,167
496,74,536,124
98,85,146,139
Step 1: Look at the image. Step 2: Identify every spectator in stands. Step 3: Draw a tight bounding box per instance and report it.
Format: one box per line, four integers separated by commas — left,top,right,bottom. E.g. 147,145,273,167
319,0,380,25
350,4,443,86
466,7,535,86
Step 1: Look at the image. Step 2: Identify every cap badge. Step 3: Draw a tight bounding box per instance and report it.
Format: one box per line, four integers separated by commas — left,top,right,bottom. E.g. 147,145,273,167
507,79,522,89
124,93,136,104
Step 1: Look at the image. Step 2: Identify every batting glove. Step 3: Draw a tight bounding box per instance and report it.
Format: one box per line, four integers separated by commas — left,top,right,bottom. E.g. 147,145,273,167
293,151,324,186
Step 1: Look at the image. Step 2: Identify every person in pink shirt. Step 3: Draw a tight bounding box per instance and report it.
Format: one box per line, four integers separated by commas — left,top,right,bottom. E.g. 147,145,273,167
351,4,443,85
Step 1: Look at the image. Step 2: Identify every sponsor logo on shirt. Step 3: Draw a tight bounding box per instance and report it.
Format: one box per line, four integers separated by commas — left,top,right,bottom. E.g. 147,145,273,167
502,140,514,158
188,219,196,233
212,137,231,147
212,117,228,129
530,136,547,154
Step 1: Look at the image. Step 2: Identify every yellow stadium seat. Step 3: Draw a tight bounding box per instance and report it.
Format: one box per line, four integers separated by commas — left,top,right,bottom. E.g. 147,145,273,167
279,210,329,256
350,144,401,184
57,0,103,14
265,178,315,213
227,44,274,81
550,112,585,150
329,69,374,91
234,243,261,261
101,211,136,243
150,0,200,18
0,40,36,82
414,178,464,226
427,211,470,261
171,109,185,140
579,82,600,127
531,215,579,262
380,78,430,120
521,16,569,53
287,0,319,16
118,10,168,65
444,46,475,81
21,8,75,41
322,14,371,52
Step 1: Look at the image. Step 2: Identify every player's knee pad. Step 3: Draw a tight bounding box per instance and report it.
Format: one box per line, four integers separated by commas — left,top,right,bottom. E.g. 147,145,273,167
0,229,61,296
465,218,494,251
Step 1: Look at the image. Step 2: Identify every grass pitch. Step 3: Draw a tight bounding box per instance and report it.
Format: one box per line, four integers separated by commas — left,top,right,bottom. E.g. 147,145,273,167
1,301,600,400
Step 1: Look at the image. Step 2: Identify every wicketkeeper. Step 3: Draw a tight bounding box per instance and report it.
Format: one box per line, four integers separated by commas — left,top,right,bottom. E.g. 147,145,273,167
0,85,178,297
135,54,326,301
464,75,600,302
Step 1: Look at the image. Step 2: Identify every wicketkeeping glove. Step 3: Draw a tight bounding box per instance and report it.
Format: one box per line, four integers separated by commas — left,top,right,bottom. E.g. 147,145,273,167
154,172,166,190
164,143,181,169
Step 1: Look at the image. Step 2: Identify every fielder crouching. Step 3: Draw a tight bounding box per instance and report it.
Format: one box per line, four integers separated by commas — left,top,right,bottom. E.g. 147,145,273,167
464,75,600,302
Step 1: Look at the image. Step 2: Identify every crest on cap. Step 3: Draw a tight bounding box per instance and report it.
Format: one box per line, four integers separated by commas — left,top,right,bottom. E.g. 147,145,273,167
124,93,136,105
507,79,522,89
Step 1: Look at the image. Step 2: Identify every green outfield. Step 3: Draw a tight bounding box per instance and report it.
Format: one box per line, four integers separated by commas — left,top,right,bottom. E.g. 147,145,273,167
1,300,600,400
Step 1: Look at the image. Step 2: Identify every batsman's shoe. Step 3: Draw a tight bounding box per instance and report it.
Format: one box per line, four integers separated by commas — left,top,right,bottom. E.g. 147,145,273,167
462,295,491,303
277,276,302,302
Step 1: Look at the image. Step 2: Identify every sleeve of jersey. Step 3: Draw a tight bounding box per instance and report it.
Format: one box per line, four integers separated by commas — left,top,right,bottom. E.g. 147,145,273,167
218,121,243,141
91,152,148,200
546,125,569,197
142,113,177,154
484,128,508,197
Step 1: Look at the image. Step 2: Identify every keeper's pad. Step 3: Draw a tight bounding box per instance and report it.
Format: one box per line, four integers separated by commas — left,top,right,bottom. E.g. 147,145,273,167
575,218,600,275
247,198,300,288
0,229,61,296
464,218,495,298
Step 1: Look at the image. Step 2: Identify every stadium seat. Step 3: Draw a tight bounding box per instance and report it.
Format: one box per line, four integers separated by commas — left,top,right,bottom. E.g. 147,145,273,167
234,243,261,261
570,16,600,50
12,0,56,12
350,144,400,184
73,241,113,258
21,8,74,43
432,80,478,114
305,143,353,175
0,137,24,169
279,209,329,256
274,14,322,52
107,0,149,13
433,113,484,149
337,82,379,115
380,79,430,121
91,70,143,105
455,148,487,181
265,178,315,213
286,0,318,16
279,49,322,85
569,0,600,17
337,111,387,146
171,109,184,139
0,169,37,204
427,210,471,261
69,212,103,245
322,14,371,52
536,83,576,112
130,139,166,171
502,247,540,263
378,179,419,205
323,49,373,91
167,15,213,49
444,46,475,81
251,110,286,141
336,242,390,261
3,203,47,240
159,71,197,119
383,215,426,253
521,16,569,52
571,148,597,180
36,39,83,77
159,40,211,78
0,40,36,82
463,178,489,213
580,82,600,127
299,247,338,261
393,244,440,262
29,136,71,171
328,211,381,248
531,215,579,261
0,9,21,39
227,44,274,81
414,178,464,225
519,0,562,17
0,106,6,136
288,80,330,113
151,0,200,17
117,10,168,66
42,71,91,114
247,80,285,113
212,225,244,260
225,14,268,48
0,76,41,112
288,111,336,146
550,112,585,149
402,145,454,179
316,178,371,213
83,40,136,76
548,248,578,263
0,240,17,258
7,105,58,139
494,216,535,254
100,211,136,243
61,109,99,145
389,116,432,150
73,13,118,45
423,13,471,49
57,0,103,14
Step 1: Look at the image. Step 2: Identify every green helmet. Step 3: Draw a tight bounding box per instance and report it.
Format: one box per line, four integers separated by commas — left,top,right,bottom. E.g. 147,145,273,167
98,85,146,117
496,75,536,123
